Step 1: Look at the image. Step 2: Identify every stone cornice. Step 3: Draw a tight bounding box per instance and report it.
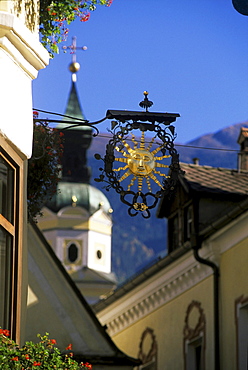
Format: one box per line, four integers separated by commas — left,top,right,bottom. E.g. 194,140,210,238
0,12,49,78
97,247,213,336
97,210,248,337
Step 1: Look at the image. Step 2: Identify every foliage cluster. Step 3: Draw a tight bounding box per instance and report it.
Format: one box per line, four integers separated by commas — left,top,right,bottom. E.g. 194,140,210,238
39,0,113,55
0,331,92,369
27,112,64,220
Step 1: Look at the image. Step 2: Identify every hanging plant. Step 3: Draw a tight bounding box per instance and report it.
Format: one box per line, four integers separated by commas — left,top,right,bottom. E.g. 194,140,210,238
27,112,64,220
39,0,113,56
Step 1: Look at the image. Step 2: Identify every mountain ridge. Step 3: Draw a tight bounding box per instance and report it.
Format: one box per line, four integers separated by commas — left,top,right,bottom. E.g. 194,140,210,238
88,120,248,283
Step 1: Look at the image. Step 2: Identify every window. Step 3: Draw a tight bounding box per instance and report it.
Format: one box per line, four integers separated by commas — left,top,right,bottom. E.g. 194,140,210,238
68,243,78,263
0,228,13,330
64,239,82,265
0,148,19,336
235,295,248,370
184,301,206,370
184,204,193,242
168,214,180,252
185,337,203,370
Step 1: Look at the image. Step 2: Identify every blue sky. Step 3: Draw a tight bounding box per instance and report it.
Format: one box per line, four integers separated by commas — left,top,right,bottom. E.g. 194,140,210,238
32,0,248,144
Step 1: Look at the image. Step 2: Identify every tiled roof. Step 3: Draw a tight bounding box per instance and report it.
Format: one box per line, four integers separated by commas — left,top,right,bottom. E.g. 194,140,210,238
180,163,248,195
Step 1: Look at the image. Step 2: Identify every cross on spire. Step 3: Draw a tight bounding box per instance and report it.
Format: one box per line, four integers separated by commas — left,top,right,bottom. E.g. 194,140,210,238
62,36,87,82
62,36,87,63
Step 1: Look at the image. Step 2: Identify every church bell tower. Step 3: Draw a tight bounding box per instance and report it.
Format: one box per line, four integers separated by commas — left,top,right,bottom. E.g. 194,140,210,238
38,39,116,304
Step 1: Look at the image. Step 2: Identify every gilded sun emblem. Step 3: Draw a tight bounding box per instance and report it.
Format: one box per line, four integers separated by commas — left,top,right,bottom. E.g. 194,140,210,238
113,131,171,193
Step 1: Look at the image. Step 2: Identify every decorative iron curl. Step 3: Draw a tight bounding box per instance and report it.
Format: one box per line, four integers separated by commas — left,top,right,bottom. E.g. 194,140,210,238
94,119,183,218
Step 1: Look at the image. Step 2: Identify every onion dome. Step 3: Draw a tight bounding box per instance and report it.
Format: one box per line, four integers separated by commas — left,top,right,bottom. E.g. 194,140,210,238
46,182,113,215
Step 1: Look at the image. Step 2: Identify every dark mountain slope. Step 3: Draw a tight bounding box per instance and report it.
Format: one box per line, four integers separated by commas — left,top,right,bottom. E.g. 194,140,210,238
178,121,248,168
88,121,248,283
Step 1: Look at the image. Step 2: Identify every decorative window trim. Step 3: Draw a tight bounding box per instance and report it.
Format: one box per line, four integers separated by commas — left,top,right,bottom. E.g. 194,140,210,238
138,327,157,369
235,295,248,370
183,301,206,370
0,136,25,343
63,239,82,266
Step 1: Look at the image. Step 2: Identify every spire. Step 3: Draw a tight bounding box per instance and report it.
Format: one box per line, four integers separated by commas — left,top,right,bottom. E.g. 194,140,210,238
58,36,88,128
59,37,92,183
64,80,86,122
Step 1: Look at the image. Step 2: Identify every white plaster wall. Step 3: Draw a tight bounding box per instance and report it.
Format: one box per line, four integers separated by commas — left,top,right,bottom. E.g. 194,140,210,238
0,11,49,158
87,230,111,273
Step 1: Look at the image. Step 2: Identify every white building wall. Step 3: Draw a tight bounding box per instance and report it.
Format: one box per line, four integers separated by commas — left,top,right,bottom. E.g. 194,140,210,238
0,8,49,158
87,230,111,273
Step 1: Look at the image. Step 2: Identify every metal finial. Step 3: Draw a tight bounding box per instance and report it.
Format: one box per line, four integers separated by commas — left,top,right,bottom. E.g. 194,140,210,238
62,36,87,82
139,91,154,112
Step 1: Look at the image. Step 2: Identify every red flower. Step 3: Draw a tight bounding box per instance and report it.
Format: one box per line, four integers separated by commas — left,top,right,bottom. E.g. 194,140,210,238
11,357,19,361
66,343,72,350
25,354,30,359
81,363,92,369
33,361,41,366
50,339,57,345
106,0,113,6
80,12,90,22
0,329,10,336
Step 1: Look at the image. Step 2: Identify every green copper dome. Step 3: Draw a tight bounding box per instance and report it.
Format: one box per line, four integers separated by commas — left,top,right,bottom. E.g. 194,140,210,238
46,182,112,215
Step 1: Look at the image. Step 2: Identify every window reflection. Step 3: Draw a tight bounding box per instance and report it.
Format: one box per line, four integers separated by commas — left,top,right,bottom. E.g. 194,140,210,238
0,156,14,223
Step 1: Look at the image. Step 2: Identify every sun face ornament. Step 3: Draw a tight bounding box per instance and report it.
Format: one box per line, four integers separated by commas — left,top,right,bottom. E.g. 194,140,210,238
114,132,171,193
94,92,182,218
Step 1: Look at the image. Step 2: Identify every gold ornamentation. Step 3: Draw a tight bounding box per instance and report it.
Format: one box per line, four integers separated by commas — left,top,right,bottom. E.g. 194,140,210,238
114,131,170,193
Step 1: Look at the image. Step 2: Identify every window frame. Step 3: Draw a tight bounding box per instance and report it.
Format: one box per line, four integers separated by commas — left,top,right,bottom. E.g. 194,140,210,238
235,295,248,370
64,239,82,266
168,211,181,252
184,203,193,243
183,301,206,370
0,138,25,342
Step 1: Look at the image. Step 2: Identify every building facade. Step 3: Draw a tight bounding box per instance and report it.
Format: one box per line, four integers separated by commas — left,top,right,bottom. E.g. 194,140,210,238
94,128,248,369
0,0,49,342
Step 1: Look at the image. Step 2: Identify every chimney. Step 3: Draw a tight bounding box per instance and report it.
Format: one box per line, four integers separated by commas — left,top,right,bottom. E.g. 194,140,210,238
193,157,199,165
237,127,248,171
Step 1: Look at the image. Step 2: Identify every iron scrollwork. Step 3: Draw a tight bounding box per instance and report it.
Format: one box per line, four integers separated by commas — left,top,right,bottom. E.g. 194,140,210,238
94,108,182,218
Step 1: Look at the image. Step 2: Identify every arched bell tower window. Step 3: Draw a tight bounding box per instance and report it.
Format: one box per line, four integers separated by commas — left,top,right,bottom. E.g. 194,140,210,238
63,239,82,266
68,243,78,263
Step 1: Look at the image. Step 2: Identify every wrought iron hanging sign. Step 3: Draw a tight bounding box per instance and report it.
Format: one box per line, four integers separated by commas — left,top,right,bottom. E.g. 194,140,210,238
33,92,182,219
94,92,182,218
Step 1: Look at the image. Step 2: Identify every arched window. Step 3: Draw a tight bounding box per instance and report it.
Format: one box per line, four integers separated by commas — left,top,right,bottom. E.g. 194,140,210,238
68,243,78,263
